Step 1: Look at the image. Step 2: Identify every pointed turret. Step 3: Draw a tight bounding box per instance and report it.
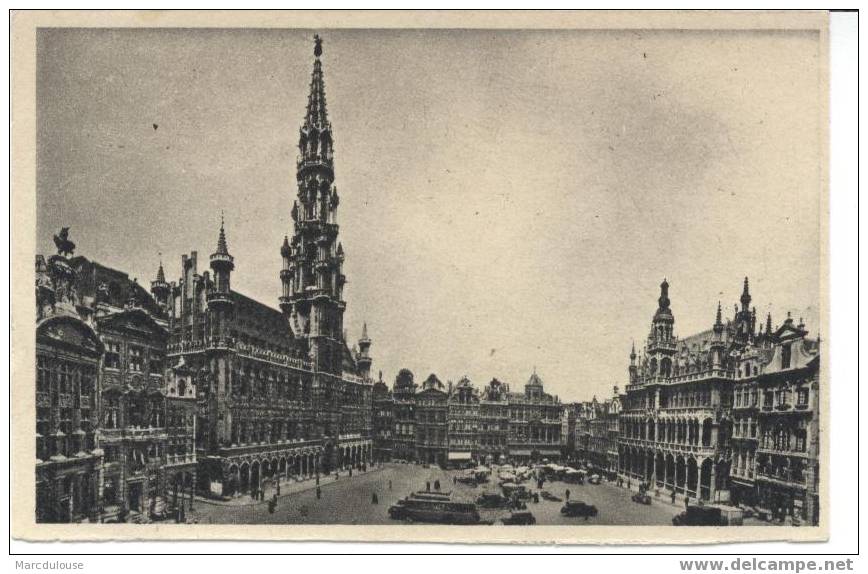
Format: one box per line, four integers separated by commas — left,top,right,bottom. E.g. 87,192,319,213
357,321,372,380
740,276,752,311
210,215,234,280
208,215,235,335
628,341,639,383
150,257,170,311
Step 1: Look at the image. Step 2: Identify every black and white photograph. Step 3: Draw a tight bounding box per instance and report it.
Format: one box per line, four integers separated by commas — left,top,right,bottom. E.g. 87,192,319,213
10,9,840,546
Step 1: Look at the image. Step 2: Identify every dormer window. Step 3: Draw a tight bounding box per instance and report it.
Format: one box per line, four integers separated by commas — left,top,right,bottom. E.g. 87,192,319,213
781,343,792,369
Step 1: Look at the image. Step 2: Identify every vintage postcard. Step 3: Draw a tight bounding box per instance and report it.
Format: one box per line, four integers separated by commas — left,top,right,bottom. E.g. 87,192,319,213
10,10,829,543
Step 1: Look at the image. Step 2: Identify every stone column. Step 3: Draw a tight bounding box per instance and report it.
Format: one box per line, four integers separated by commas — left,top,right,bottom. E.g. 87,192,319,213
709,461,717,502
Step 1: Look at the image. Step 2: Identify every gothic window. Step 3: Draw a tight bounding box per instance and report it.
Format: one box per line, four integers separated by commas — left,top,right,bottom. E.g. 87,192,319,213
36,407,50,459
58,362,69,394
36,356,49,393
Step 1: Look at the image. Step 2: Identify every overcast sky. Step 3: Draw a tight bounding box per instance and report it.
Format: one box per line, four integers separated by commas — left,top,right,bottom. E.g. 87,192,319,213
37,28,823,402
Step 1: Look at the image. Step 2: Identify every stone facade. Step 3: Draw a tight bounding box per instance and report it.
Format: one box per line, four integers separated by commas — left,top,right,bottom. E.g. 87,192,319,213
618,278,820,518
165,37,374,497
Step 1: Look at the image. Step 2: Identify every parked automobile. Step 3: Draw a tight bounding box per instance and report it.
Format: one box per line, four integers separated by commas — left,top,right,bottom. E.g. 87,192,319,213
631,492,652,505
388,497,481,524
501,511,536,525
501,482,531,500
476,493,511,509
412,490,452,501
672,505,722,526
561,500,599,519
588,474,602,485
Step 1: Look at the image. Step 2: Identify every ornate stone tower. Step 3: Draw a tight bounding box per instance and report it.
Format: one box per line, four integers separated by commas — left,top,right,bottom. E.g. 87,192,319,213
647,279,676,378
280,35,346,375
206,217,235,449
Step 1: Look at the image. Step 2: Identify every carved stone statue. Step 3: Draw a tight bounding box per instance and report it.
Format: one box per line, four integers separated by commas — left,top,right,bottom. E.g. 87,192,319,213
53,227,76,257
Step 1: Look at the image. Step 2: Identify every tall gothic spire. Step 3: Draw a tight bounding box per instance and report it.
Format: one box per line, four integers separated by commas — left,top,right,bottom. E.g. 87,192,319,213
283,34,347,375
304,34,330,133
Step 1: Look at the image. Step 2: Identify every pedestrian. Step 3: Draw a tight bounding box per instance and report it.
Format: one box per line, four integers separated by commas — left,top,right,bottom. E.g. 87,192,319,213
316,486,322,499
565,489,571,501
372,492,378,505
453,476,457,485
316,476,320,485
671,490,676,505
434,479,440,491
426,481,431,492
388,480,392,490
685,496,690,510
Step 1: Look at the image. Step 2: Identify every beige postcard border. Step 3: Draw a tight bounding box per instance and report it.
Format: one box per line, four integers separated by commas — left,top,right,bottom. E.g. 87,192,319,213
10,9,830,544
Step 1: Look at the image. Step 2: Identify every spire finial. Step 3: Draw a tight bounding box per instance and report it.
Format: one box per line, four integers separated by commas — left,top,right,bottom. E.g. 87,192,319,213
741,276,752,309
716,301,723,325
216,214,229,255
314,34,323,58
657,277,671,311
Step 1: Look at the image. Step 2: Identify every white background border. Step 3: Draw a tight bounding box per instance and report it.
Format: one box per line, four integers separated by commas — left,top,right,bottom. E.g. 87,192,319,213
2,2,860,565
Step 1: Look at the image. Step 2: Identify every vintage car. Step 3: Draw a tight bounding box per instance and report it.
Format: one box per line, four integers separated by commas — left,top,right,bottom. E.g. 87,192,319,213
561,500,599,519
631,492,653,505
388,497,481,524
563,469,585,484
412,490,452,501
501,482,532,500
587,474,602,484
455,473,479,486
476,493,511,509
501,511,536,525
672,505,723,526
